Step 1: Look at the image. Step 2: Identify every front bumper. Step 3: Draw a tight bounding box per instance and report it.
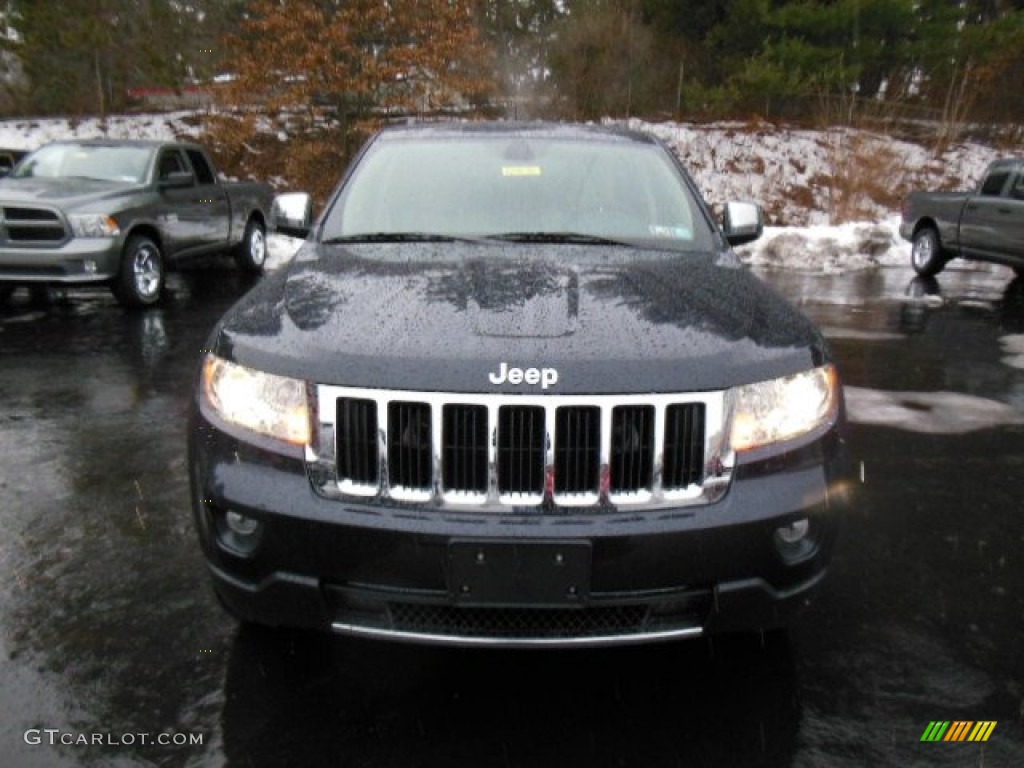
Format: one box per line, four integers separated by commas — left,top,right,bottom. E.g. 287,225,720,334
189,410,849,647
0,239,122,284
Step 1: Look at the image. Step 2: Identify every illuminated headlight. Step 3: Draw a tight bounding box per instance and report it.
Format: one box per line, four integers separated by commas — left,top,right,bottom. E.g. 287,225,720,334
201,354,310,445
729,365,839,452
69,213,120,238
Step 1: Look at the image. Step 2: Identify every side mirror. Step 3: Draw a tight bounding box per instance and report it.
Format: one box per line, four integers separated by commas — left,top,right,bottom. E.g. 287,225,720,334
159,170,195,189
722,201,763,247
271,192,312,239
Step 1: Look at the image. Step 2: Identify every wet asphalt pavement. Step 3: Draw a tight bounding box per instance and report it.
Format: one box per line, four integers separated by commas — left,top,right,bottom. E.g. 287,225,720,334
1,260,1023,767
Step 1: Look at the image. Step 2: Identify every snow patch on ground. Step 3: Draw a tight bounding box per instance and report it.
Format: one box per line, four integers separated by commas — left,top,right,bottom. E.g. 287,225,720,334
999,335,1024,370
0,111,1005,273
845,386,1024,433
0,112,198,149
737,217,906,272
266,233,304,271
628,119,1000,226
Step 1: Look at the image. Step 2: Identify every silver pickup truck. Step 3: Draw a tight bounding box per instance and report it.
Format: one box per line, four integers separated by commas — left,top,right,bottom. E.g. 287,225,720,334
900,158,1024,277
0,139,274,307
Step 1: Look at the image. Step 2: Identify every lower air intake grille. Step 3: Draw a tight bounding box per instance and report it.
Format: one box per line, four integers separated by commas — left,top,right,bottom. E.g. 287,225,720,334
388,603,650,639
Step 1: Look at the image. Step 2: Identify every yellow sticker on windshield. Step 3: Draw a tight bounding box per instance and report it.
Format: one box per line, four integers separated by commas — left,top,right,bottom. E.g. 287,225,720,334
502,166,542,177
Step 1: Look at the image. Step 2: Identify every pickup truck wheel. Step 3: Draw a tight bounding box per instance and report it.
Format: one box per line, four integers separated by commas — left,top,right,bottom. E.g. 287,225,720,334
112,235,164,308
911,227,946,277
235,218,267,274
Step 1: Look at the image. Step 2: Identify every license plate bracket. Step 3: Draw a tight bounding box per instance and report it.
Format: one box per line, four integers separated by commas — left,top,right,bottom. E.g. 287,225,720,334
447,540,592,606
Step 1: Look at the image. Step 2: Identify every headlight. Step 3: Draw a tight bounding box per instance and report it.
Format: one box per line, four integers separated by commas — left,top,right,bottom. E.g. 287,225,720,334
69,213,120,238
729,365,839,452
201,354,310,445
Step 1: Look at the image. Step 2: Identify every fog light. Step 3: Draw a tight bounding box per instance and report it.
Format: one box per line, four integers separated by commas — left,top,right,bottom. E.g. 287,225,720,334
776,518,809,545
226,510,260,536
83,260,98,274
774,517,816,564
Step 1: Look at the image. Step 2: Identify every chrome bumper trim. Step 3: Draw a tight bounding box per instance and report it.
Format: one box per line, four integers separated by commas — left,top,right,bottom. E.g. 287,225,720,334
330,621,704,648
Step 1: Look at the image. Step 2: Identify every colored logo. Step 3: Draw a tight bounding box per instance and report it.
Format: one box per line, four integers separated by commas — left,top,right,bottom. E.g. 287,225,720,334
920,721,996,742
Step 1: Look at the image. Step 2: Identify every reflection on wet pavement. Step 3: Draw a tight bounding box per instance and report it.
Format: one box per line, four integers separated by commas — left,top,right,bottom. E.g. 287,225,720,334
1,268,245,767
221,629,800,766
1,263,1022,766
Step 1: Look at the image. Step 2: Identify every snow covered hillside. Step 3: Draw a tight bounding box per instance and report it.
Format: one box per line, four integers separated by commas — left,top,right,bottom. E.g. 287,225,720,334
0,111,1003,272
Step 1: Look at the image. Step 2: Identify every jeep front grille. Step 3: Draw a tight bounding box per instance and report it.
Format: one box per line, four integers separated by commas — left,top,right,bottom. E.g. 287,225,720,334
498,405,545,497
0,205,68,245
611,405,655,494
555,406,600,496
310,386,733,511
663,403,706,489
387,401,432,493
336,398,378,486
443,404,488,494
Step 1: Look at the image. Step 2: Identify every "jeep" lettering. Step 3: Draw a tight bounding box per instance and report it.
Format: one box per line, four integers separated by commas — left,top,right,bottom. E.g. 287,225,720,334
488,362,558,390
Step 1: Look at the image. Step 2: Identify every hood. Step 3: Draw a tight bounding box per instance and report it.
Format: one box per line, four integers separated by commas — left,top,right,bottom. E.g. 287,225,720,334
215,243,829,394
0,176,142,207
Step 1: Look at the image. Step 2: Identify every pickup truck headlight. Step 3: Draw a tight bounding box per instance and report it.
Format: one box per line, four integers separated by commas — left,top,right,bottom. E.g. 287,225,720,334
69,213,121,238
201,354,310,445
729,365,839,452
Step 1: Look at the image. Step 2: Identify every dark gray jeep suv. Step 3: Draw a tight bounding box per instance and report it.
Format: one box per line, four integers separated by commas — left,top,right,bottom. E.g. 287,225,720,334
189,123,849,647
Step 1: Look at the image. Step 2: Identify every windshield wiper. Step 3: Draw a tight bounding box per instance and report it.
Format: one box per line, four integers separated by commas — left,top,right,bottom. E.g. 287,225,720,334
322,231,634,247
484,232,631,247
322,232,479,244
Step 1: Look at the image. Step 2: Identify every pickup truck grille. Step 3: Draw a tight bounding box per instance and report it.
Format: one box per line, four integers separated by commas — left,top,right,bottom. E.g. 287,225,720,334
0,205,68,244
310,386,732,511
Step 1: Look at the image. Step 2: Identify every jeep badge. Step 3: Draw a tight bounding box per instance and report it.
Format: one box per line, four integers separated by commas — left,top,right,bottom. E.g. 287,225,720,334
488,362,559,389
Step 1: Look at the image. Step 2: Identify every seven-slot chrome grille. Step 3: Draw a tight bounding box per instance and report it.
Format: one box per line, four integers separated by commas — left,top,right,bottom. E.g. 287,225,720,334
307,386,734,511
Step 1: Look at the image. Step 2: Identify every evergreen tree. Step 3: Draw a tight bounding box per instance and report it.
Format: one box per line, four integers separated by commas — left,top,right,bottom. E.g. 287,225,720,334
2,0,191,115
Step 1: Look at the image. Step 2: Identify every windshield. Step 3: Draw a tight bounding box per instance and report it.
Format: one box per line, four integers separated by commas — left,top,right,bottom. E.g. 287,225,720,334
12,144,154,183
321,135,715,251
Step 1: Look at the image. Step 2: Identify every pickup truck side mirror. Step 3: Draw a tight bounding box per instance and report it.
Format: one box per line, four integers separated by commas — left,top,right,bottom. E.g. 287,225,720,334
271,192,313,239
159,170,195,189
722,201,764,247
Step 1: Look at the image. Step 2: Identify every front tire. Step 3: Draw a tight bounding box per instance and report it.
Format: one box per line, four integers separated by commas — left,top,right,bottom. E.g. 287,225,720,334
112,235,164,308
234,217,267,274
910,227,947,277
